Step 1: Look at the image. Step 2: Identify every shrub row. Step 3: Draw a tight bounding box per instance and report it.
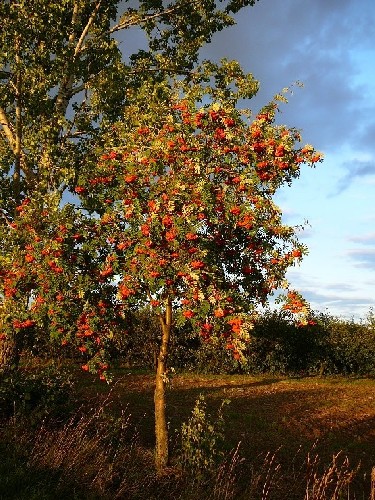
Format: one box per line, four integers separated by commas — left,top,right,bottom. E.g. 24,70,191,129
20,308,375,377
108,308,375,376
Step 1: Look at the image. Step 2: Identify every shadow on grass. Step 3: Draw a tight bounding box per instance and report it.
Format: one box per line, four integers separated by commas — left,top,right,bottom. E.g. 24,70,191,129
3,369,373,499
94,371,375,496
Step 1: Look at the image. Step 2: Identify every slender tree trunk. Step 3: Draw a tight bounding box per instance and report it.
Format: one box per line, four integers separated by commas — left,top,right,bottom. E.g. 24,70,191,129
14,36,22,206
154,297,172,473
0,333,22,378
1,38,24,375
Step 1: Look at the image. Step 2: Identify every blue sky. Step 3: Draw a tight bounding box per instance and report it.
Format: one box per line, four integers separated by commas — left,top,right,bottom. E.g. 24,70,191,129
199,0,375,319
116,0,374,319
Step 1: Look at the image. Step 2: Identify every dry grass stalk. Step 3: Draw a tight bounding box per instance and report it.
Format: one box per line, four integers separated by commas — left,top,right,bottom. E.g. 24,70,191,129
244,449,283,500
212,442,244,500
305,451,359,500
27,399,137,496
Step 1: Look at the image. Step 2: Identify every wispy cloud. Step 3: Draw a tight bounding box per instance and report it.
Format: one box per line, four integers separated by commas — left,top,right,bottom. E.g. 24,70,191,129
347,248,375,269
349,233,375,245
297,287,373,319
334,159,375,194
201,0,375,165
286,272,374,319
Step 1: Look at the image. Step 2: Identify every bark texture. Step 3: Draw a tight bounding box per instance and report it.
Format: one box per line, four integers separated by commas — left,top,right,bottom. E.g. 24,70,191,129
0,333,22,378
154,298,172,472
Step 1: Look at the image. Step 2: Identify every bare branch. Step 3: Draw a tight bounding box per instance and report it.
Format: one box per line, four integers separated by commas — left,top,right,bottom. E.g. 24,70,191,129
68,2,80,46
70,82,86,95
55,1,102,118
109,4,178,34
74,1,102,57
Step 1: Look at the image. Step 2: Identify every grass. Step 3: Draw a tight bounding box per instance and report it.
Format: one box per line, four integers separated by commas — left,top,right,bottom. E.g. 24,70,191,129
1,366,374,499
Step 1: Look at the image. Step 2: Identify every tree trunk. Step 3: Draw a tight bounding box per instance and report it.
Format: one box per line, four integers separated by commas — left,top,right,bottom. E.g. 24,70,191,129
154,297,172,473
0,333,22,378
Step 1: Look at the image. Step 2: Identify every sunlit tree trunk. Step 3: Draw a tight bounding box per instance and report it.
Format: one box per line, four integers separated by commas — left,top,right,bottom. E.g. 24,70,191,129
14,36,22,207
154,297,172,473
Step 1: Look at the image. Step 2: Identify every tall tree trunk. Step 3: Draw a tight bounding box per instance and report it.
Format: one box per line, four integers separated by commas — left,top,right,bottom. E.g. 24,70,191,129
14,35,22,206
154,297,172,473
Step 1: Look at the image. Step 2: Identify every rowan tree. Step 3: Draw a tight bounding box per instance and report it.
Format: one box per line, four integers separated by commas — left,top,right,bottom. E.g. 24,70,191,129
0,192,124,376
0,0,261,373
0,1,323,474
74,77,322,470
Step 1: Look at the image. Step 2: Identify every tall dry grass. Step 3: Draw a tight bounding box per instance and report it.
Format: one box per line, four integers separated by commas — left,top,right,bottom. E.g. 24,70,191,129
1,402,373,499
304,452,360,500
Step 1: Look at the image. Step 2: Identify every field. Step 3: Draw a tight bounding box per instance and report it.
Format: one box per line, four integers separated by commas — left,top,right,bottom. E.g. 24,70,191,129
1,368,374,499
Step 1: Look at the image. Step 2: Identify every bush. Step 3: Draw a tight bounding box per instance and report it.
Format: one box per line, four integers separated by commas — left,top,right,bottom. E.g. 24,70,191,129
319,312,375,375
107,308,160,368
175,336,245,374
179,394,229,479
102,306,375,377
0,364,75,422
182,309,375,377
245,310,320,375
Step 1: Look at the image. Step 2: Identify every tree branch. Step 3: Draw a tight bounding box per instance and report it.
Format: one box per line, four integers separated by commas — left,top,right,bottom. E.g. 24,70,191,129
68,2,79,46
74,1,102,58
109,4,178,34
54,1,101,118
0,105,35,187
0,106,15,149
0,208,15,227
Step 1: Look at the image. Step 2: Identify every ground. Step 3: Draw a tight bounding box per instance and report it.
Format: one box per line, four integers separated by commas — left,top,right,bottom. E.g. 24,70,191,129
80,371,375,490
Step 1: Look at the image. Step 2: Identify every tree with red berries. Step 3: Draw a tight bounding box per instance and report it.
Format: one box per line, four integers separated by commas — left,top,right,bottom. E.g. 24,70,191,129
0,0,262,374
0,0,322,473
0,192,125,377
75,75,322,470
